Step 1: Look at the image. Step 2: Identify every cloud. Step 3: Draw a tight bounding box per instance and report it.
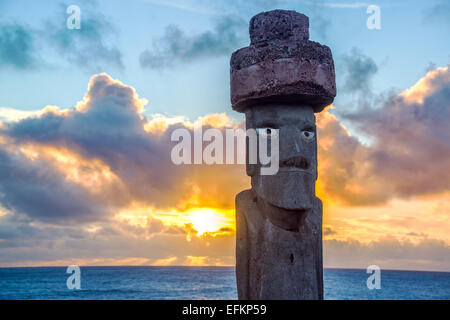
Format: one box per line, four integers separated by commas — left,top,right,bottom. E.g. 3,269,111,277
140,15,247,69
345,65,450,198
44,3,123,71
0,147,110,223
0,107,40,122
0,73,247,224
317,110,388,205
0,214,88,242
149,0,219,15
2,66,449,213
149,0,283,16
341,47,378,94
0,24,37,69
318,65,450,205
310,10,331,40
0,2,123,71
423,0,450,26
324,227,336,236
319,2,369,9
324,237,450,272
140,0,335,61
0,212,235,267
0,67,449,268
0,106,65,122
1,210,449,271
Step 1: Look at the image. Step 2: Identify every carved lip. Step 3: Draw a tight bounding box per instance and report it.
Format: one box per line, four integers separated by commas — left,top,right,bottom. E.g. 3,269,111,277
278,167,313,174
280,155,309,169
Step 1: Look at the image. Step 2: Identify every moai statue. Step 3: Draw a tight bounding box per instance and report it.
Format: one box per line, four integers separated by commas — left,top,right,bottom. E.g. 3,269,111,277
230,10,336,300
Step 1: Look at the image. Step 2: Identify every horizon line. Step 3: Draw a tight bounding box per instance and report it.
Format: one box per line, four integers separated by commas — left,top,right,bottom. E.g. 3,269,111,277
1,265,449,274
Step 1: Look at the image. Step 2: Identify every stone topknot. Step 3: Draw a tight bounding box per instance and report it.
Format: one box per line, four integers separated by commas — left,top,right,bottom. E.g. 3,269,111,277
249,10,309,45
230,10,336,113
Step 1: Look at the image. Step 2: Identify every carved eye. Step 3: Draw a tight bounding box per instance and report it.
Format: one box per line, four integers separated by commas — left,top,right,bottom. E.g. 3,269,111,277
301,130,315,141
257,128,278,138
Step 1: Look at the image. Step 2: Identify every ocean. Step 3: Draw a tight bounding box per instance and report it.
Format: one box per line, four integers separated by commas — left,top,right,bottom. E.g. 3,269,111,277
0,267,449,300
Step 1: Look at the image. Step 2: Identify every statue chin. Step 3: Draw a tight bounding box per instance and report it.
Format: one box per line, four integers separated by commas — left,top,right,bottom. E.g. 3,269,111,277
251,171,315,210
255,194,307,231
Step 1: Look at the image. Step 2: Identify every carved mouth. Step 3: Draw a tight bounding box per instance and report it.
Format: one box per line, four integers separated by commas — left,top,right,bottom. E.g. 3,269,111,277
280,156,309,169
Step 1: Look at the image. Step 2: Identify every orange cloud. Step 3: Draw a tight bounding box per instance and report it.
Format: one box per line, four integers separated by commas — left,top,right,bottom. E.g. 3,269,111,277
317,64,450,205
75,73,148,114
401,65,449,104
0,68,449,270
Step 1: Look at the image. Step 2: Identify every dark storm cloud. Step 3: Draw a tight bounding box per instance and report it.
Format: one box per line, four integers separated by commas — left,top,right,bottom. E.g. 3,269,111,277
1,74,178,208
0,66,449,268
140,16,247,69
341,48,378,93
0,147,109,223
1,63,448,225
0,214,87,243
0,24,36,69
343,66,450,198
1,73,247,219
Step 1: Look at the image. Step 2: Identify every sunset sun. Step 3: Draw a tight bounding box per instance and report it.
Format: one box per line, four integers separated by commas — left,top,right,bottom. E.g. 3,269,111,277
188,209,233,236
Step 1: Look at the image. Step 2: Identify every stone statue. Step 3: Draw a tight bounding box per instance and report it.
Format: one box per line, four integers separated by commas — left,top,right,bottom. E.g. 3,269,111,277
230,10,336,300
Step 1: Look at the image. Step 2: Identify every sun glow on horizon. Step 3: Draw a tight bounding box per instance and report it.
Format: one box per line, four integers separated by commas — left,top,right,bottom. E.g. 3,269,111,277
116,204,235,237
187,209,233,236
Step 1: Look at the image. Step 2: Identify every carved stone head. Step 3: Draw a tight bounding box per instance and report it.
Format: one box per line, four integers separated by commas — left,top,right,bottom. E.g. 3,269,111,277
230,9,336,217
246,104,317,210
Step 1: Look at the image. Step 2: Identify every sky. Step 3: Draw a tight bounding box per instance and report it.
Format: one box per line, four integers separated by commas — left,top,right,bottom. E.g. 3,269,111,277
0,0,449,271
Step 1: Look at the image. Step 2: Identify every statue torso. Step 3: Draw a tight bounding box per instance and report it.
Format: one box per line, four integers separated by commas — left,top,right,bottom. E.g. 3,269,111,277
235,189,323,300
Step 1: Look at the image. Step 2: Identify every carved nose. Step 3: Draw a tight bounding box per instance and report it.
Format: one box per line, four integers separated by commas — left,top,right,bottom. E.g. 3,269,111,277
281,156,309,169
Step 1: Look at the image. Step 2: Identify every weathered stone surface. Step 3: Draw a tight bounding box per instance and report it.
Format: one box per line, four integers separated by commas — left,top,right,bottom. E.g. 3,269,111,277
236,189,323,300
232,9,332,301
249,10,309,45
246,105,317,211
231,40,333,71
230,10,336,113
